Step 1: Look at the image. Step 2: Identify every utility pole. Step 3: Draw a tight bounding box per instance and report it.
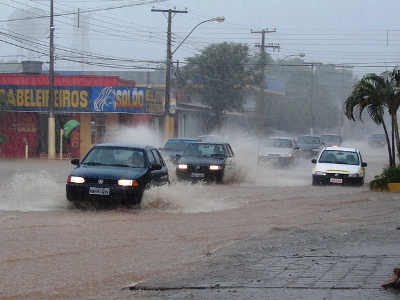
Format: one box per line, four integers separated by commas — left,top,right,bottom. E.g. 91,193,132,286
251,29,280,138
151,8,187,140
303,62,322,135
48,0,55,159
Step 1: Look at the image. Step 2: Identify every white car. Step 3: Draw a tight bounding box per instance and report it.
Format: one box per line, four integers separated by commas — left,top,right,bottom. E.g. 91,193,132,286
311,146,367,186
258,137,300,167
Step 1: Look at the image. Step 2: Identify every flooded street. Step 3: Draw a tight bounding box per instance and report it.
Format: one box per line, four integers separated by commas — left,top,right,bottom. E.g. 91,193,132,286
1,142,399,299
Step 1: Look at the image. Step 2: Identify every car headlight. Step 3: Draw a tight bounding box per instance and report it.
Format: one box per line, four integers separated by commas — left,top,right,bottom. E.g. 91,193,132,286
209,165,222,170
177,164,188,170
348,173,361,178
314,171,326,176
68,176,85,183
118,179,139,186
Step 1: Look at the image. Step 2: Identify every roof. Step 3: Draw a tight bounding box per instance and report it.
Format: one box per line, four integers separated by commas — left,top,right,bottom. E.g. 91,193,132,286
0,73,136,86
95,143,154,149
324,146,358,152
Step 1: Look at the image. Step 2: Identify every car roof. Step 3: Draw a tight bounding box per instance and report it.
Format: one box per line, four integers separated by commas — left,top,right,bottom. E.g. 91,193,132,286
94,143,155,149
268,136,292,140
165,138,196,142
323,146,358,152
321,134,341,137
298,135,320,138
189,141,230,145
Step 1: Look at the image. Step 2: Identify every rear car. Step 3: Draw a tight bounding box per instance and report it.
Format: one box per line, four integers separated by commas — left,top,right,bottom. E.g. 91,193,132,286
297,135,325,157
176,142,235,183
66,143,169,207
258,137,300,167
159,138,196,164
311,146,367,186
320,134,343,147
368,133,386,147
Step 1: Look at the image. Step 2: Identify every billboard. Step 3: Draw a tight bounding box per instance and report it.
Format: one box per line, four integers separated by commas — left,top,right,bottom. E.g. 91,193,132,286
0,85,151,113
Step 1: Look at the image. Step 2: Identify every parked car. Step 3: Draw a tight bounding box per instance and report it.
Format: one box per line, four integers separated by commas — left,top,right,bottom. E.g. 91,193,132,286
368,133,386,147
159,138,196,164
320,134,343,147
258,137,300,167
176,142,235,183
297,135,325,157
311,146,367,186
66,143,169,207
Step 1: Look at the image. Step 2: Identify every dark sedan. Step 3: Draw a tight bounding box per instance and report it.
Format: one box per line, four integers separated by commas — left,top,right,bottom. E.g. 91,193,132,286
66,143,169,207
297,135,324,157
159,138,196,164
176,142,235,183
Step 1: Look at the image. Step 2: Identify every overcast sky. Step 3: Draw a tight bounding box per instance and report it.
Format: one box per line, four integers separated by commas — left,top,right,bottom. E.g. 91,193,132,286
0,0,399,78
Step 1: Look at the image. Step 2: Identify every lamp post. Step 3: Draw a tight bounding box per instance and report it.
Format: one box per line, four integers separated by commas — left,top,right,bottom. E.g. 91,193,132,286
162,15,225,140
48,0,55,159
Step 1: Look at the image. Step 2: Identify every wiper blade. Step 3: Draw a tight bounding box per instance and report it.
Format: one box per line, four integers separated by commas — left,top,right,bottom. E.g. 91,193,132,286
82,162,105,166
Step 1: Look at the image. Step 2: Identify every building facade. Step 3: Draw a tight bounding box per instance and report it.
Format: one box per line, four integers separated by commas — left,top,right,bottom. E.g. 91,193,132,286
0,73,164,159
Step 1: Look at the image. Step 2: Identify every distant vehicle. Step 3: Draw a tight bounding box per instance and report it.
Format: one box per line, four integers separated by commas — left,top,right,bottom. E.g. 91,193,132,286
297,135,325,157
258,137,300,167
66,143,169,208
320,134,343,147
311,146,367,186
196,134,223,142
368,133,386,147
159,138,196,164
176,142,235,183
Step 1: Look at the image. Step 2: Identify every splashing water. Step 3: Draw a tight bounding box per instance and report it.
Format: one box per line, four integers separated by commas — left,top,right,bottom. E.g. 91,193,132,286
0,170,67,211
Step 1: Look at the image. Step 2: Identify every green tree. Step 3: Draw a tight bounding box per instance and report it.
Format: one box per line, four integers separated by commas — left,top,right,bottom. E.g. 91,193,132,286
178,42,250,130
344,69,400,167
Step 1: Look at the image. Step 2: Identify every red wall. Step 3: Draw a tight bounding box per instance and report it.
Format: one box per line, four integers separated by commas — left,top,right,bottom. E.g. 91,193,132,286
0,112,38,158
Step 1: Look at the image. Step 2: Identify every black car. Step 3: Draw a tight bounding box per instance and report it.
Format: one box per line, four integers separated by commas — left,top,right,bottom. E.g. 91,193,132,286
320,134,343,147
297,135,325,157
66,143,169,207
368,133,386,147
159,138,196,164
176,142,235,183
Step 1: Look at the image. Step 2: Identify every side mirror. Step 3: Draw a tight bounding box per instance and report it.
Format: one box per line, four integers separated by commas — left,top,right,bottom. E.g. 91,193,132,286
71,158,80,165
176,154,182,158
311,159,317,164
361,162,368,167
150,163,162,170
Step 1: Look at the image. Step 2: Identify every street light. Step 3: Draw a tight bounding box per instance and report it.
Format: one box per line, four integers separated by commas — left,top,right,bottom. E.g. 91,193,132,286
164,16,225,140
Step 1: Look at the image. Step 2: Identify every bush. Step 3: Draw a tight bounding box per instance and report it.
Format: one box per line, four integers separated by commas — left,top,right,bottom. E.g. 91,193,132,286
369,165,400,190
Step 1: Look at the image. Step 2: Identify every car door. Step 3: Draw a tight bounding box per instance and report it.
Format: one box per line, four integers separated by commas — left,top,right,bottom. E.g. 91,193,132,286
147,148,169,186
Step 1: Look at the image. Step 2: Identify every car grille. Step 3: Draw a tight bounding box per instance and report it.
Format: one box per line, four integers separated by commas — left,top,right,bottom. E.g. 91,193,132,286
84,178,118,185
325,173,349,179
188,165,209,172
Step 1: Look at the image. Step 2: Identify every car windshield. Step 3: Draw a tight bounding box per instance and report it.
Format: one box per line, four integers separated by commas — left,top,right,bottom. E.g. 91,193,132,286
163,140,193,151
264,138,291,148
81,147,145,167
298,136,320,144
321,135,341,142
183,143,225,157
318,150,359,165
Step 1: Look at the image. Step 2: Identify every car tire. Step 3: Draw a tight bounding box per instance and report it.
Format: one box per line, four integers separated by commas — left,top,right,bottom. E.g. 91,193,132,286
312,178,319,186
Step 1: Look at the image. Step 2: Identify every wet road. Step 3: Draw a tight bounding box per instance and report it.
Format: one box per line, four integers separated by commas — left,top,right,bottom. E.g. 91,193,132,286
1,142,399,299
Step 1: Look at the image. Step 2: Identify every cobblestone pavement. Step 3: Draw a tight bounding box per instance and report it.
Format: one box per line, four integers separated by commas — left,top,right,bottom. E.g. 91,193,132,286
128,227,400,299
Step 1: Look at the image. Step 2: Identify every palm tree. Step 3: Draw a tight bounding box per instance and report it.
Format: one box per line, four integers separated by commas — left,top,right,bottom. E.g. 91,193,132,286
344,69,400,167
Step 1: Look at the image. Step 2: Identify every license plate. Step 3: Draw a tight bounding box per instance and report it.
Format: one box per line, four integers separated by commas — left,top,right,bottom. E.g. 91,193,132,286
89,187,110,195
330,178,342,184
191,173,205,178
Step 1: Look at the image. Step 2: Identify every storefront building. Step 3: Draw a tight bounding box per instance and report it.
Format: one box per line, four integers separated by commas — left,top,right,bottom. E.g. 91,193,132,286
0,73,164,159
